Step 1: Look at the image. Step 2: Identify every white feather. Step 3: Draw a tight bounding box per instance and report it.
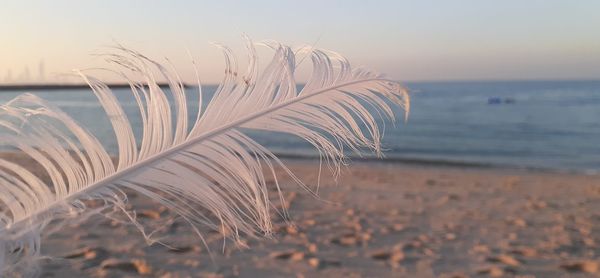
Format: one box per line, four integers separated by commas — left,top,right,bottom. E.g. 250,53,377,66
0,38,409,276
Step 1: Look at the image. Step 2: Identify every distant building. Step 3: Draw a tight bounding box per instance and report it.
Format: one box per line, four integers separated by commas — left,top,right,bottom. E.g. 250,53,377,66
4,69,13,83
38,60,46,82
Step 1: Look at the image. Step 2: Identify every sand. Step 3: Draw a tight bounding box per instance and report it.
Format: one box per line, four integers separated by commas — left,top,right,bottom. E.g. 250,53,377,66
26,160,600,277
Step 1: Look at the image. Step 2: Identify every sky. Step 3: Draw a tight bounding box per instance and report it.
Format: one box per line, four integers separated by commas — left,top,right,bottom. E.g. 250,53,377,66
1,0,600,84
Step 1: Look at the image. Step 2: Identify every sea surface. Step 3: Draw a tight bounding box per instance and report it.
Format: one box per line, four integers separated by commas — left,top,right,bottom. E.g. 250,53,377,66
1,80,600,173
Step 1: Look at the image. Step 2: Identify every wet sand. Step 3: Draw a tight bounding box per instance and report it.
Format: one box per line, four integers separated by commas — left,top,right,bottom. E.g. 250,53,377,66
36,160,600,277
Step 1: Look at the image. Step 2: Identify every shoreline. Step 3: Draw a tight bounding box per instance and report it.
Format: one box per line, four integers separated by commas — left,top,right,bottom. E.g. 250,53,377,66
276,152,599,176
1,150,596,177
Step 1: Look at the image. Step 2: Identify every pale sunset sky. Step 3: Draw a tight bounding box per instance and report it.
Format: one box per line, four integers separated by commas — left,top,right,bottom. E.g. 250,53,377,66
1,0,599,84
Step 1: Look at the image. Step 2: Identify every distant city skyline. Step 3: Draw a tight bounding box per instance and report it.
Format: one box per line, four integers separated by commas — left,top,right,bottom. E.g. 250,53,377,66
2,60,47,84
2,1,600,84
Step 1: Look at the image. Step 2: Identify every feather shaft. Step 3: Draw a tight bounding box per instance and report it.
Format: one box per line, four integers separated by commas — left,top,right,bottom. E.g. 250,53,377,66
4,77,393,232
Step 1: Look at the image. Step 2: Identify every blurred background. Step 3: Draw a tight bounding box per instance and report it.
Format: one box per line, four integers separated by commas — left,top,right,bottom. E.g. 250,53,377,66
2,0,600,172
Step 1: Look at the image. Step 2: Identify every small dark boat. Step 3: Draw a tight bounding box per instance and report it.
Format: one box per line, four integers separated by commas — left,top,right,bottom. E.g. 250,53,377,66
488,97,516,105
488,97,502,104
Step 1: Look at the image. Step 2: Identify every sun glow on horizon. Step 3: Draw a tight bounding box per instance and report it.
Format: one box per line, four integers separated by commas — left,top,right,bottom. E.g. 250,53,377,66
2,0,600,84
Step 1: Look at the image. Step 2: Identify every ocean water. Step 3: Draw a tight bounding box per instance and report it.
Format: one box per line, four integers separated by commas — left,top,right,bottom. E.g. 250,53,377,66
1,80,600,173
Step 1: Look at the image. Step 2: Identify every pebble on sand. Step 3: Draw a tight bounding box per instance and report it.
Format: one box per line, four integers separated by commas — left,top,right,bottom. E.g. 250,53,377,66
101,259,152,275
561,260,599,273
308,258,320,268
137,210,161,220
471,244,490,254
487,254,521,266
369,249,405,268
63,247,103,260
307,243,318,253
506,217,527,227
478,266,504,277
445,233,457,241
510,247,537,258
331,233,366,246
269,250,305,262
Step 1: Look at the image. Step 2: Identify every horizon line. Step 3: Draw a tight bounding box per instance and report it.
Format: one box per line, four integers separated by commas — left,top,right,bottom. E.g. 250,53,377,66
1,78,600,91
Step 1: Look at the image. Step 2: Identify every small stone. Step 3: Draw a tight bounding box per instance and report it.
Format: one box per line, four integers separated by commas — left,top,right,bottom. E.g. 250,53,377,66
307,243,318,253
390,251,405,262
138,210,161,220
561,261,599,273
471,244,490,254
448,194,460,200
84,250,97,260
132,259,152,275
286,225,299,235
270,251,294,260
63,247,107,260
423,248,435,257
349,220,363,231
63,248,91,259
584,237,595,247
478,266,504,277
308,258,320,268
439,273,468,278
183,259,200,267
303,219,316,226
579,226,592,236
392,223,404,231
370,251,391,261
269,250,305,262
168,245,194,253
530,200,547,209
511,247,537,257
192,272,224,278
290,252,305,262
157,206,168,213
405,240,423,249
332,234,359,246
101,259,152,275
508,218,526,227
379,227,391,235
361,232,372,242
370,249,404,264
340,236,357,245
445,233,457,241
434,195,449,206
487,254,521,266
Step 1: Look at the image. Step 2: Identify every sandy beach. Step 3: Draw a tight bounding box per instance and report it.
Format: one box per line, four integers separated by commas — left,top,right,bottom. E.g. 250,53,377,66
27,159,600,277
